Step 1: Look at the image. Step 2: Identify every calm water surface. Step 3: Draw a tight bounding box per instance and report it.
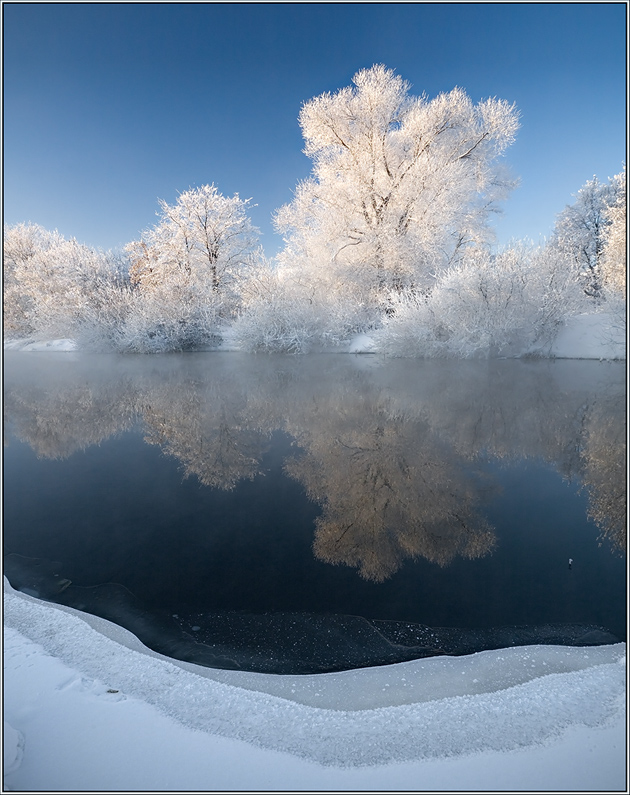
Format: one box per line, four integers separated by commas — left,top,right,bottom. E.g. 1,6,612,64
4,352,626,673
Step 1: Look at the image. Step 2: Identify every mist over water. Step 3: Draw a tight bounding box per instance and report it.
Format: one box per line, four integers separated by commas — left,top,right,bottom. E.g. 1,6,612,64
3,352,626,673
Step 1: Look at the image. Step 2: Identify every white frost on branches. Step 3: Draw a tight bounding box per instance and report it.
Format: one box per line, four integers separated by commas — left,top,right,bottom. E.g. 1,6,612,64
3,222,126,344
275,65,519,306
375,244,586,358
230,266,362,353
119,185,261,352
3,67,623,359
550,171,625,299
600,166,626,297
127,184,259,296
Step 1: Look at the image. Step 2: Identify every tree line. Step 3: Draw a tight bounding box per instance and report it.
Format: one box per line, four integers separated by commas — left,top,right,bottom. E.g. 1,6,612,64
3,65,626,355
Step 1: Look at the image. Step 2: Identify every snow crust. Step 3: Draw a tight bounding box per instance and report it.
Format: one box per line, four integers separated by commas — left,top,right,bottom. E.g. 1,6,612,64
3,337,77,352
3,720,24,776
3,576,626,791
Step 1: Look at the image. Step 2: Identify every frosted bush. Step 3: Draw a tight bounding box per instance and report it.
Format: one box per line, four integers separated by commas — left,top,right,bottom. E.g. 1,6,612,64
375,244,586,357
115,288,224,353
230,269,357,353
550,169,625,299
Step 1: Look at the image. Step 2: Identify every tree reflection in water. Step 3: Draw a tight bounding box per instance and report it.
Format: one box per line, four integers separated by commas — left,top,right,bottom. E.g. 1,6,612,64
285,411,495,581
580,393,626,553
4,353,626,580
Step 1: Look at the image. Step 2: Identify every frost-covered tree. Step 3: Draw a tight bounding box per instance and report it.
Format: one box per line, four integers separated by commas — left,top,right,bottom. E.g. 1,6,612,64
3,222,126,342
3,223,61,337
600,166,626,296
550,171,624,298
127,184,259,296
275,65,519,309
124,185,261,351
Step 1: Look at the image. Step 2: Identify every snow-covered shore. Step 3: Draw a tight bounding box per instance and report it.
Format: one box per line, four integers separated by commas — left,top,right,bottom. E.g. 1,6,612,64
3,338,77,352
3,578,626,791
3,309,626,358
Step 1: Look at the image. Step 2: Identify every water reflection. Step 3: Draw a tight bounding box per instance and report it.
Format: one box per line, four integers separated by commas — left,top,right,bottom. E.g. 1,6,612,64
140,374,270,490
285,411,495,581
581,393,626,553
3,356,137,459
4,353,626,581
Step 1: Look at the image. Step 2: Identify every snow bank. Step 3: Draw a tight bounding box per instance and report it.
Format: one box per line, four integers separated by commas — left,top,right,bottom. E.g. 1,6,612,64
347,333,377,353
3,337,77,352
3,578,626,791
548,312,626,359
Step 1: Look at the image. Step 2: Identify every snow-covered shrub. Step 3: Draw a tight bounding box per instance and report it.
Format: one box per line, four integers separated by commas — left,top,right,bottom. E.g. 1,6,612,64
230,267,358,353
72,279,137,352
375,244,586,357
105,285,225,353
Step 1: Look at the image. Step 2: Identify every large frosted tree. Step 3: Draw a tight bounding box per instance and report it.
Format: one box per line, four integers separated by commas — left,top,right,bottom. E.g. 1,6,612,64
275,65,520,304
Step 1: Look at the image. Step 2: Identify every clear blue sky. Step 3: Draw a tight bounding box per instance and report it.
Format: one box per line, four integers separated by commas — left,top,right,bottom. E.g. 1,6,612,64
4,3,627,257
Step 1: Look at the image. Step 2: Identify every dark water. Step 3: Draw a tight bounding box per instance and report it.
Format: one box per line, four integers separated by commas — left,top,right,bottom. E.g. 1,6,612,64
3,352,626,673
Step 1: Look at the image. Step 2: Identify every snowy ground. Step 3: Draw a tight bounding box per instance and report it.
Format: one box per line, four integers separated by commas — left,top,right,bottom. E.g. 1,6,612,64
3,579,626,792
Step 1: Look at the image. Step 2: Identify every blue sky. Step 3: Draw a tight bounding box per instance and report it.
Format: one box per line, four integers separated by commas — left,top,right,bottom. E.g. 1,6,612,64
4,3,627,257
